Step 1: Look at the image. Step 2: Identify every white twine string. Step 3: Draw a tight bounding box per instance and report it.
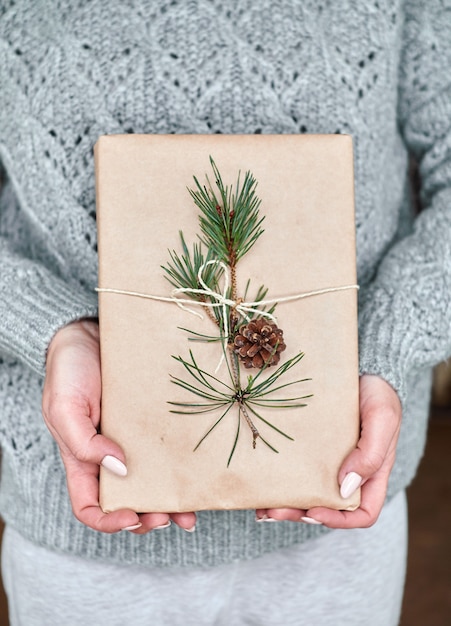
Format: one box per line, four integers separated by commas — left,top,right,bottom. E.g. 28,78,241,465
95,277,359,322
96,261,359,372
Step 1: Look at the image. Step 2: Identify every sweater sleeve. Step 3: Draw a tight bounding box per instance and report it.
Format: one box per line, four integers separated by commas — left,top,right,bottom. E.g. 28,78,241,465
358,0,451,403
0,237,98,377
0,173,98,377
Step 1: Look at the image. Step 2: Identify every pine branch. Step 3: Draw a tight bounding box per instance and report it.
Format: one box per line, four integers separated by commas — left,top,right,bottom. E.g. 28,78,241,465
169,347,310,465
189,157,265,266
162,232,224,327
162,157,311,466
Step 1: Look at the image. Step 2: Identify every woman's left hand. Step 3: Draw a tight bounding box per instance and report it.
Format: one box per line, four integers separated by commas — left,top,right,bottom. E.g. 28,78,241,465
256,374,402,528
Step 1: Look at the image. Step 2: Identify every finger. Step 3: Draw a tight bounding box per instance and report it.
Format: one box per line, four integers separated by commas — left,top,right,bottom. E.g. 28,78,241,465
63,455,139,533
129,512,197,535
305,466,391,529
129,513,171,534
124,511,197,533
262,508,306,522
170,512,197,531
45,397,127,469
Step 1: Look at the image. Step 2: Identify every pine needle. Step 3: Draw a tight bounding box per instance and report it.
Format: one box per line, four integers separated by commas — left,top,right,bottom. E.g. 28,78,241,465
160,157,311,466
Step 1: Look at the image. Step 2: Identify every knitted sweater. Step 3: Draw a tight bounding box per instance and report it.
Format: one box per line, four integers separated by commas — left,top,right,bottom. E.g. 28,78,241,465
0,0,450,568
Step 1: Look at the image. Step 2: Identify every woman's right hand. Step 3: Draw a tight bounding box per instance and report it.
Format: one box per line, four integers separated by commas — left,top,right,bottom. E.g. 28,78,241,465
42,318,196,534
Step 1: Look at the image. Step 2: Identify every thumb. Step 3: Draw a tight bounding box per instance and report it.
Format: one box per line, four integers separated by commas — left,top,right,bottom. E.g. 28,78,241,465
68,431,128,478
339,375,401,499
44,395,127,476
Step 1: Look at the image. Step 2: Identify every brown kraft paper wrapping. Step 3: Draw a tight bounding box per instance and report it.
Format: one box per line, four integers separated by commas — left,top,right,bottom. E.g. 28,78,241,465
95,133,360,513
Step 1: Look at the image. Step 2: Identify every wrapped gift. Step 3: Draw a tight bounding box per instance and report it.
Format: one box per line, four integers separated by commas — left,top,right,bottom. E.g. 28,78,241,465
95,134,360,513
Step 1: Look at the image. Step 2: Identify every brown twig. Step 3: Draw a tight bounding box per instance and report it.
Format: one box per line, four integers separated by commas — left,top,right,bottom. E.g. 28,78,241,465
227,345,260,447
239,402,259,448
200,298,220,326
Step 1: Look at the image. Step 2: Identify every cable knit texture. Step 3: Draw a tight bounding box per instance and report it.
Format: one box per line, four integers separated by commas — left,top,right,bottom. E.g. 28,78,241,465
0,0,450,567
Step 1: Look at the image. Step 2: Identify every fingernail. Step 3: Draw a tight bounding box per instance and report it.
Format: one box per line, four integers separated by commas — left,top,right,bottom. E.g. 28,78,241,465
184,526,196,533
301,516,322,525
121,523,142,531
101,455,127,477
255,516,278,523
153,521,171,530
340,471,363,499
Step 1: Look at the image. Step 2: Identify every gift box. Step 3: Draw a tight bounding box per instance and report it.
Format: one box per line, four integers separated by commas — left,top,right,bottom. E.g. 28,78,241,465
95,134,360,513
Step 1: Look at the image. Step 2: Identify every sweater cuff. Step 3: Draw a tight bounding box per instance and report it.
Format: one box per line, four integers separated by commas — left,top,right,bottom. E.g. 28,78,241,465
358,286,418,407
1,270,98,377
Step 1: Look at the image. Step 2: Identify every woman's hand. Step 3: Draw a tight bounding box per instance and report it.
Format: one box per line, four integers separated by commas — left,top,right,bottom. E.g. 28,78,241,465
42,319,196,534
256,374,402,528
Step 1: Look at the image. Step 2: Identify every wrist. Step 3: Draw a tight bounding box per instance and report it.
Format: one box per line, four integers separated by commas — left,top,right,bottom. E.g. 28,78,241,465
47,317,99,361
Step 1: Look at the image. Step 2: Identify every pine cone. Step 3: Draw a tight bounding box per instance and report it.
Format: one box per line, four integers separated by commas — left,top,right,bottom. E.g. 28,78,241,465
233,318,286,369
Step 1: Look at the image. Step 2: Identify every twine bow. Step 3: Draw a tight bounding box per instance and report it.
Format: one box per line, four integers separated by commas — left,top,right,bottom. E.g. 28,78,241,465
96,260,358,331
173,260,277,341
96,260,359,371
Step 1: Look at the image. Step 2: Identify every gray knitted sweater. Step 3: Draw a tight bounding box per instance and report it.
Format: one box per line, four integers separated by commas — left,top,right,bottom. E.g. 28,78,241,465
0,0,450,568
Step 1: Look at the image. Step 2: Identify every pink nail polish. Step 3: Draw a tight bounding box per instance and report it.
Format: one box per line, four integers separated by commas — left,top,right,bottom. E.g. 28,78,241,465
301,516,322,525
101,455,127,477
121,523,142,531
340,472,363,499
153,521,171,530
